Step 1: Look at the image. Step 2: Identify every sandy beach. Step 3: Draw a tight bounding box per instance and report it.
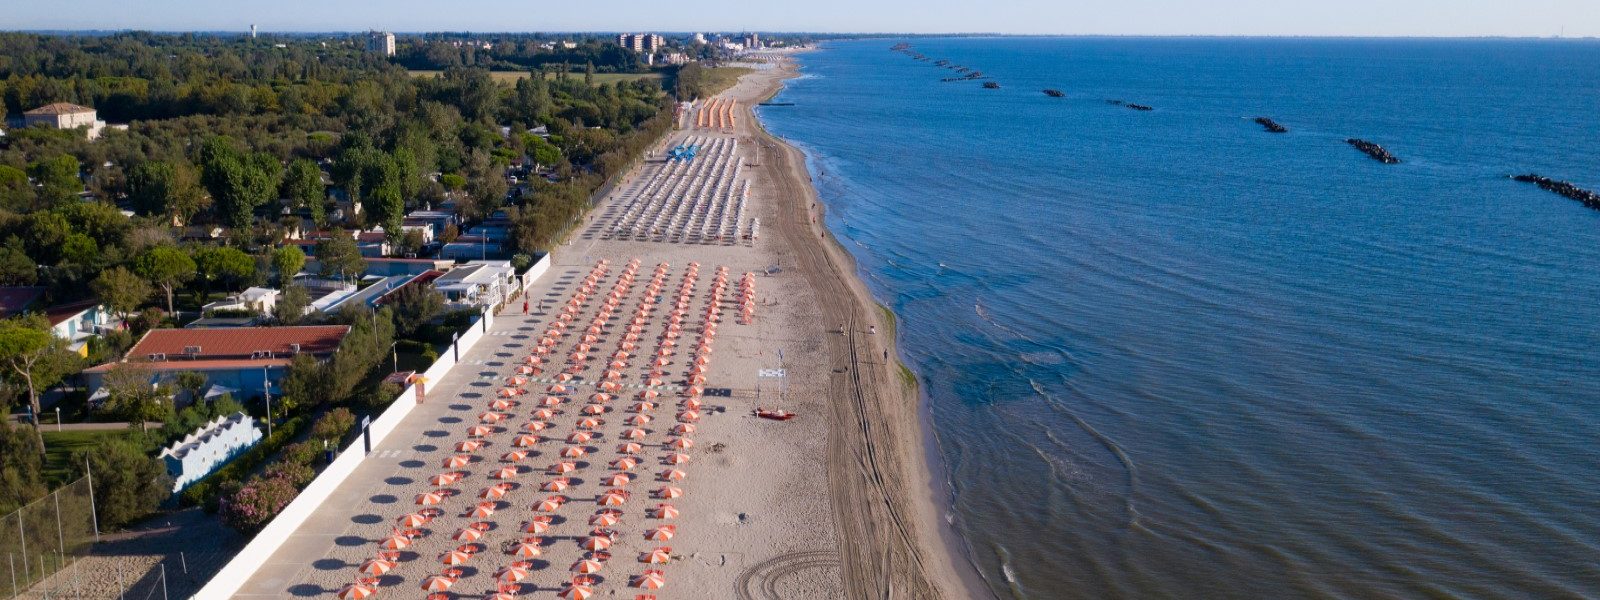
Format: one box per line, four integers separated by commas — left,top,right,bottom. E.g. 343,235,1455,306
223,53,970,600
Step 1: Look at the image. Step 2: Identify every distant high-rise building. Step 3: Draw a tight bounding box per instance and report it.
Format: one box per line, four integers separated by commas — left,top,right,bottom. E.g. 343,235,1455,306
616,33,666,53
250,24,257,39
743,32,761,50
691,33,706,44
367,31,396,56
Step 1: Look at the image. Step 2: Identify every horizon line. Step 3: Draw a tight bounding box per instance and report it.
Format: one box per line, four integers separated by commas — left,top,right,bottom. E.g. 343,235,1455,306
4,30,1599,40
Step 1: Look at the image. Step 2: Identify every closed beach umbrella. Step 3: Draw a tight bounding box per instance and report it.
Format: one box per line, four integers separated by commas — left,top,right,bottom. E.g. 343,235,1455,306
441,549,472,565
379,534,412,550
511,540,542,558
642,547,672,564
644,525,676,541
337,582,376,599
571,558,605,574
542,477,571,492
653,504,679,519
453,527,483,542
581,535,613,551
655,486,683,499
443,455,472,469
632,570,667,589
421,575,455,592
416,492,446,506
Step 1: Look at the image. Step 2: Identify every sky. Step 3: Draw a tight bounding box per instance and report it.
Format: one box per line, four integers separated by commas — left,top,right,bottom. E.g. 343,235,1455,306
6,0,1600,37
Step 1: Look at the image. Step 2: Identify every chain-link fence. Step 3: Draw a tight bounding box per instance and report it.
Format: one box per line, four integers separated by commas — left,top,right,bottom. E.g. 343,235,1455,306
1,475,96,599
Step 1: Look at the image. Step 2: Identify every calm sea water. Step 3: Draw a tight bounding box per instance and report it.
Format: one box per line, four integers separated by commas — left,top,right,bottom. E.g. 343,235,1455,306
758,37,1600,599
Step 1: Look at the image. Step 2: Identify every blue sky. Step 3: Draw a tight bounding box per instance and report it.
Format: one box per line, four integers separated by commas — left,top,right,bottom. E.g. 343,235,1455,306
8,0,1599,37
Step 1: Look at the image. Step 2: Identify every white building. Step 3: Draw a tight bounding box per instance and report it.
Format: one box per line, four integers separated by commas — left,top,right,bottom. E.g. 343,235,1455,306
616,33,665,53
202,287,280,315
23,103,106,139
436,260,517,308
159,412,263,492
691,33,706,44
367,31,396,56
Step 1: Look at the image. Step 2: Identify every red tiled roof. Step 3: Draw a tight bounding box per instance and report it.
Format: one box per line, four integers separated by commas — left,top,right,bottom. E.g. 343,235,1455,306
0,287,46,317
24,102,95,116
84,358,292,374
126,325,350,360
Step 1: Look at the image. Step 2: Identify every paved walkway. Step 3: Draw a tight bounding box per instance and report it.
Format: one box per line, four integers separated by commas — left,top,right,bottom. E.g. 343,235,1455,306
231,306,548,598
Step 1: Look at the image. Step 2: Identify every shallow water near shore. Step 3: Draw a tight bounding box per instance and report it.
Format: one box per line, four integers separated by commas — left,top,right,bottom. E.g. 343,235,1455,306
759,37,1600,599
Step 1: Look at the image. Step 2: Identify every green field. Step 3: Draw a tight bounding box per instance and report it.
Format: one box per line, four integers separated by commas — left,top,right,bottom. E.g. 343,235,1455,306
409,70,663,85
41,429,127,485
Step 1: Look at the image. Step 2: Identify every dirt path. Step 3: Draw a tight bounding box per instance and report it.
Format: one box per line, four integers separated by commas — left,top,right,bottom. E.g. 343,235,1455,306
735,54,973,600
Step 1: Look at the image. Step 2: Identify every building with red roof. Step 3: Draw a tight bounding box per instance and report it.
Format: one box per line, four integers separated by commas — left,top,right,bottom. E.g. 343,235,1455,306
83,325,351,401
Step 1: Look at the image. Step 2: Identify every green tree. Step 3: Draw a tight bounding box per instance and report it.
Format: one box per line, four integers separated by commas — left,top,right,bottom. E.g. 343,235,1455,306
193,246,256,300
271,245,306,286
0,419,47,514
0,315,76,426
0,165,35,211
174,371,208,406
390,282,443,336
273,284,311,325
133,246,197,315
439,173,466,191
280,158,325,208
71,435,169,529
29,154,82,206
0,245,38,286
100,362,170,431
315,229,366,282
127,160,206,225
274,353,323,414
527,135,562,169
92,266,154,322
200,137,279,231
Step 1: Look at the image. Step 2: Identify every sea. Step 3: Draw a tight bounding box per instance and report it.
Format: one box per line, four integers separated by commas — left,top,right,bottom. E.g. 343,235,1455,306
756,37,1600,599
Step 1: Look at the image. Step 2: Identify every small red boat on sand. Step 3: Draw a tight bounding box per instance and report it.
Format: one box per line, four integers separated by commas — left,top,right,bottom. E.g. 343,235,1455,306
754,408,797,421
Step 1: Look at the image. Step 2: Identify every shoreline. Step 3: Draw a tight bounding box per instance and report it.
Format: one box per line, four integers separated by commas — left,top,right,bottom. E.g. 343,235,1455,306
742,51,993,599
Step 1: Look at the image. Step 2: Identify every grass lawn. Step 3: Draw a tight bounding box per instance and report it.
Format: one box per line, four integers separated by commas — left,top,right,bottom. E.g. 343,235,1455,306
409,70,663,85
699,67,754,97
41,429,129,486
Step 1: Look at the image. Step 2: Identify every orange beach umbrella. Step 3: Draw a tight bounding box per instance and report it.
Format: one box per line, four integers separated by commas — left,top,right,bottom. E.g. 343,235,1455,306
337,583,377,599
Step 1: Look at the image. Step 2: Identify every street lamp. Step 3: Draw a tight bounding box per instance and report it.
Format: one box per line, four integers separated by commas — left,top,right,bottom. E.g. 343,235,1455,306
262,365,273,438
391,341,399,374
55,408,61,432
